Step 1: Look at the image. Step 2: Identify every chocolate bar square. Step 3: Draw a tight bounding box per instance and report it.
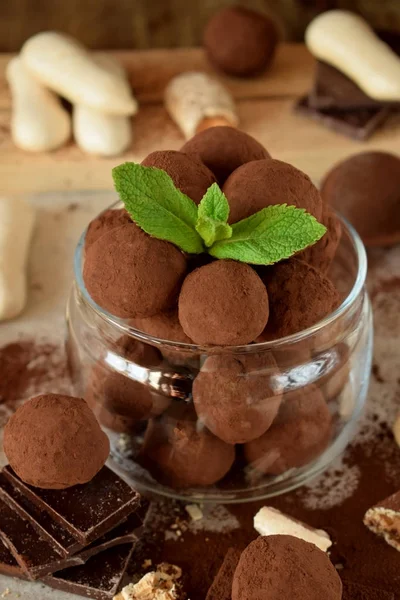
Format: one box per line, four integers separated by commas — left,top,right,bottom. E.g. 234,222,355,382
3,465,140,544
294,96,391,141
44,543,134,600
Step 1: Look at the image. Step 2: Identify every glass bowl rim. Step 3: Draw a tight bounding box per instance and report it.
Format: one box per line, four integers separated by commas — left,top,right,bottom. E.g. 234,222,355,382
73,202,367,353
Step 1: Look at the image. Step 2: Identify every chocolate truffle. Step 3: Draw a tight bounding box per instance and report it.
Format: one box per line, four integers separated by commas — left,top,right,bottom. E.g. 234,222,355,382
178,260,269,346
141,416,235,488
141,150,216,204
181,126,270,184
301,207,342,273
86,337,169,421
193,353,282,444
244,385,332,475
84,224,187,319
232,535,342,600
204,6,278,77
3,394,110,489
321,151,400,247
260,259,340,340
85,208,132,250
85,385,139,434
223,159,323,224
133,309,195,366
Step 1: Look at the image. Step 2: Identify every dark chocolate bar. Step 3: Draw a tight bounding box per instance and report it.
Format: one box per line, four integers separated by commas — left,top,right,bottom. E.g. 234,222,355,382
44,543,134,600
206,548,241,600
309,31,400,111
0,485,142,579
294,96,391,141
342,580,395,600
0,540,26,580
3,465,140,544
0,472,82,556
0,496,64,579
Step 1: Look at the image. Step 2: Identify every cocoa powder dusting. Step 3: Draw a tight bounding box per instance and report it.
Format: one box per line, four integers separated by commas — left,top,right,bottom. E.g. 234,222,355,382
0,340,70,411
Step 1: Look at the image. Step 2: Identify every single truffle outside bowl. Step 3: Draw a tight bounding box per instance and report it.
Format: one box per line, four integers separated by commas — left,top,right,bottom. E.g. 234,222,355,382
66,202,372,503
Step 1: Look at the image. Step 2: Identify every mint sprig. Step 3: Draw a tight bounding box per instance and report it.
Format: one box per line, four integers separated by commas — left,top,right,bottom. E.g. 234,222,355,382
209,204,326,264
112,162,326,265
196,183,232,247
112,163,204,254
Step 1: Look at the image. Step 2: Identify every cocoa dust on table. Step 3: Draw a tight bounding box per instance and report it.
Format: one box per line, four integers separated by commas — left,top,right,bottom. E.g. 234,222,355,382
0,340,69,410
132,422,400,600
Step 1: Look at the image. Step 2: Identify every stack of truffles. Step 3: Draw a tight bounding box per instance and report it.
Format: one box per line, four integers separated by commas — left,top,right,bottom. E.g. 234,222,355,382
82,125,347,491
297,10,400,140
7,31,137,156
0,394,146,599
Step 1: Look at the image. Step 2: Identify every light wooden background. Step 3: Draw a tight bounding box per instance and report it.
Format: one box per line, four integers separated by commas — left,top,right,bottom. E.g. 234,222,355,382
0,0,399,51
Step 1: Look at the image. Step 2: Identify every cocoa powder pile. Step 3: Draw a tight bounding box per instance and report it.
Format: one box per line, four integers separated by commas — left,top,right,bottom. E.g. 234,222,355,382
0,340,69,410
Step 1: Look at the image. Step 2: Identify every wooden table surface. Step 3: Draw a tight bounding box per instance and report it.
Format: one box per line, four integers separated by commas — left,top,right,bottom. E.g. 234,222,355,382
0,43,399,194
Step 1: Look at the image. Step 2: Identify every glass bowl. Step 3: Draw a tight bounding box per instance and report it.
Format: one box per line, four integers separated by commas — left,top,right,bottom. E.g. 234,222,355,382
66,203,372,503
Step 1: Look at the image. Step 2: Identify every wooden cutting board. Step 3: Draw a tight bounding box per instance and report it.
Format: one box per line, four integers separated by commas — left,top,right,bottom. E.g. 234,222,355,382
0,44,399,193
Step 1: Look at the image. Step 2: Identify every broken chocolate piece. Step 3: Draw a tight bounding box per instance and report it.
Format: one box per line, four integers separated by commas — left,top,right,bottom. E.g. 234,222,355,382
0,495,64,579
342,580,394,600
0,472,82,556
364,490,400,551
3,465,141,544
206,548,241,600
44,543,134,600
0,495,141,580
0,540,26,579
294,96,390,141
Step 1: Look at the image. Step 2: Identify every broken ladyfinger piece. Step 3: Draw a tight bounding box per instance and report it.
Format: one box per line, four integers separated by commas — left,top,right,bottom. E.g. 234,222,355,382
364,490,400,551
254,506,332,552
392,414,400,448
164,71,239,139
0,196,35,321
21,32,137,116
73,54,132,157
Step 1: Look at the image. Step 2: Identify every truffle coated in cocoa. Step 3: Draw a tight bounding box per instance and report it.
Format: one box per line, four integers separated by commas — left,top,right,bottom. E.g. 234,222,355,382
85,208,133,251
83,224,187,319
85,385,139,434
181,126,270,184
232,535,342,600
86,337,169,421
301,207,342,273
133,309,195,366
321,151,400,247
244,385,332,475
141,150,216,204
193,353,282,444
3,394,110,489
140,414,235,488
223,159,323,224
204,6,279,77
178,260,269,346
260,259,340,340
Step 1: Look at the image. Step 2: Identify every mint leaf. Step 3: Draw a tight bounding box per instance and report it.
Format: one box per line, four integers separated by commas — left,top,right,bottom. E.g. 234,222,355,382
196,216,232,247
196,183,232,247
198,183,230,222
209,204,327,264
112,163,204,254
